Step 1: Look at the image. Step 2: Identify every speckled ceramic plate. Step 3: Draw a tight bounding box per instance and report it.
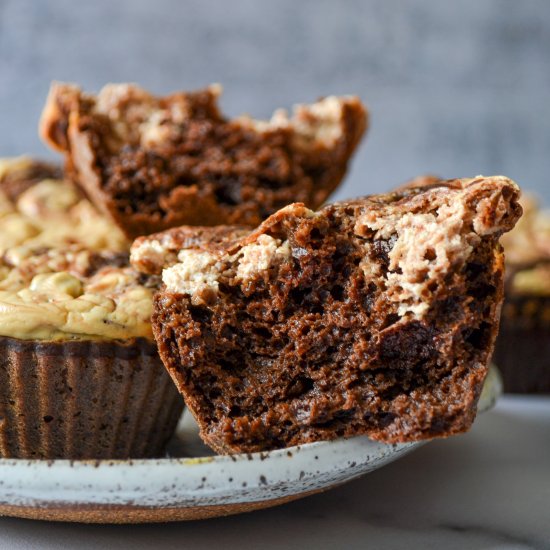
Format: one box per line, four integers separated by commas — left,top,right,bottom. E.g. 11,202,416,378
0,367,501,524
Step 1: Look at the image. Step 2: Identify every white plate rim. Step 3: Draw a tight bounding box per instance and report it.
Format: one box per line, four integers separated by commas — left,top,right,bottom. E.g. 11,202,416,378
0,366,501,510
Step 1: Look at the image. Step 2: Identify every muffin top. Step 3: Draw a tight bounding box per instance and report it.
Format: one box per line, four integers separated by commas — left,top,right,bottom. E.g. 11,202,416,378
0,157,156,341
501,194,550,296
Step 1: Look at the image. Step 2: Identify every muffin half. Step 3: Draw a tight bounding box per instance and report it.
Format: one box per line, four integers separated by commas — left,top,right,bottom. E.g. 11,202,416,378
133,175,521,454
40,82,367,238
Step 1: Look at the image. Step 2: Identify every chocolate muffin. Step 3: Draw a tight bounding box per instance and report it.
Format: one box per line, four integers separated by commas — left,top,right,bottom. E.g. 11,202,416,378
39,82,367,239
133,175,521,454
0,157,183,459
493,195,550,392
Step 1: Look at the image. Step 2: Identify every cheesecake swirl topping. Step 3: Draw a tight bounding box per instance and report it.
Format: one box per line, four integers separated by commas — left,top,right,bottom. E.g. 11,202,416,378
0,157,154,340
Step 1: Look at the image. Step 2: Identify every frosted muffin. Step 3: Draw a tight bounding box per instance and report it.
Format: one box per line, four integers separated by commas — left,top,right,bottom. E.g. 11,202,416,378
494,195,550,393
0,157,183,458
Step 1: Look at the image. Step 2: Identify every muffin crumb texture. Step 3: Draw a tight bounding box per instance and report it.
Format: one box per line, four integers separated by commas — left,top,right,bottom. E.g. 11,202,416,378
146,175,521,453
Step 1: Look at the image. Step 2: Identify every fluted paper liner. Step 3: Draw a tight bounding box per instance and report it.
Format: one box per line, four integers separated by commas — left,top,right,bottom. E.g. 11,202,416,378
493,295,550,393
0,337,184,459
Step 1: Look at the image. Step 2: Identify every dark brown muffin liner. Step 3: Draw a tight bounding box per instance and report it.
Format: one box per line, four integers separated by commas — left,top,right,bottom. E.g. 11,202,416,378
0,337,184,459
493,295,550,393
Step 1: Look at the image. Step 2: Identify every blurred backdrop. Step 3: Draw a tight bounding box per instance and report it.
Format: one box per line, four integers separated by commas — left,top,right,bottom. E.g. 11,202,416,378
0,0,549,202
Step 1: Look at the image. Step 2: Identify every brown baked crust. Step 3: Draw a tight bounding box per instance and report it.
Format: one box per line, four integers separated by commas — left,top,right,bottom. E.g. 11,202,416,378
0,336,184,459
40,83,367,239
148,176,521,454
0,158,62,201
393,174,442,193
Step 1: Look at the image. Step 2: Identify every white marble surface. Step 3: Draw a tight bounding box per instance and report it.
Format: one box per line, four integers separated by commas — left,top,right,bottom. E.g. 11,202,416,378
0,395,547,549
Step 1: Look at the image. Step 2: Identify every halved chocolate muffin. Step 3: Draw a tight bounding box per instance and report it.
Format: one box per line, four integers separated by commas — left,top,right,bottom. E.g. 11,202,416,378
39,82,367,239
133,175,521,454
493,195,550,392
0,157,183,459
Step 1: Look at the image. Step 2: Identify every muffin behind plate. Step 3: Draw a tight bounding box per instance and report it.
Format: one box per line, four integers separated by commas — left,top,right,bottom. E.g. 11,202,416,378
0,157,183,459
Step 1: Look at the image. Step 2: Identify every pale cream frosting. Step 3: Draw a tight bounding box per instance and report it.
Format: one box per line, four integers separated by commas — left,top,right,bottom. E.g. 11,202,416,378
356,176,519,318
162,249,222,299
161,233,292,303
0,157,154,341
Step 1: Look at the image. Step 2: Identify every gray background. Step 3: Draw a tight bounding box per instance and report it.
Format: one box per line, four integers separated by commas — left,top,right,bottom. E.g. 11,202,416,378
0,0,549,203
0,5,549,548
